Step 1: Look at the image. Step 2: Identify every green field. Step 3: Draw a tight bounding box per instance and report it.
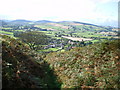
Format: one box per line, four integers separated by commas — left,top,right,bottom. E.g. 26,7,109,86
0,30,13,35
38,48,60,52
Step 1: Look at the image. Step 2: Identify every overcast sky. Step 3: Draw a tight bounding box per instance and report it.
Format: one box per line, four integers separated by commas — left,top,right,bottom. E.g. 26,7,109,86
0,0,119,27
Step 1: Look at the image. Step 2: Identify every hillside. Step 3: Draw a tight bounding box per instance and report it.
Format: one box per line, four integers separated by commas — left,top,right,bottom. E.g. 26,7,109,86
1,34,120,89
1,35,61,88
45,40,120,88
1,19,119,89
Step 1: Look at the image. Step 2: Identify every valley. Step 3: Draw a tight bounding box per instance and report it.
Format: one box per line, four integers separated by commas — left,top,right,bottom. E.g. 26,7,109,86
1,19,120,89
1,20,118,53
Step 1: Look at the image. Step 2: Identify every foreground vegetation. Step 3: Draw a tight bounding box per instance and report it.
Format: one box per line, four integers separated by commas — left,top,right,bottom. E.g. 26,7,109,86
2,35,61,88
45,40,120,88
2,34,120,89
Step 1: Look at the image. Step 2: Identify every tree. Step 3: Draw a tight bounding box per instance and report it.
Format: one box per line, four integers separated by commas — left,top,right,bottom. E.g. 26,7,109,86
70,33,72,37
18,31,49,50
13,31,24,37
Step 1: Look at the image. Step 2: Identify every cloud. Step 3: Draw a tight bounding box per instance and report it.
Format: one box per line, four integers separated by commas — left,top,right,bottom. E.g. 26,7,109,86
0,0,118,26
92,0,119,3
0,0,96,20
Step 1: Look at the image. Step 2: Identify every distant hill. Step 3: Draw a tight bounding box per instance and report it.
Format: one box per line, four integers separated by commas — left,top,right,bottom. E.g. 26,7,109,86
7,19,33,25
0,20,8,25
6,19,56,25
35,20,55,23
11,19,32,22
2,19,116,34
57,21,103,27
73,21,102,27
2,19,115,28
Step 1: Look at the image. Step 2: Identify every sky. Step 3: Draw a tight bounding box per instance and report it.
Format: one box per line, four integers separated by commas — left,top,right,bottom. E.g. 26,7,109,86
0,0,119,27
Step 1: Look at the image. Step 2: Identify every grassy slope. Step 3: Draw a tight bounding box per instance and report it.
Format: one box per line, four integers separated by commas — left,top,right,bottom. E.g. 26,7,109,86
34,22,114,40
2,35,61,88
45,40,120,88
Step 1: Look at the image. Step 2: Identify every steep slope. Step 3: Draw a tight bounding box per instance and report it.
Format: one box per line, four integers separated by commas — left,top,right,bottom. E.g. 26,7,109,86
45,40,120,88
2,35,61,88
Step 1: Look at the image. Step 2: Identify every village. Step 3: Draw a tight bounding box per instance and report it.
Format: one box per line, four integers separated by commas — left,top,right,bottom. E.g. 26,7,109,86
41,36,94,53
